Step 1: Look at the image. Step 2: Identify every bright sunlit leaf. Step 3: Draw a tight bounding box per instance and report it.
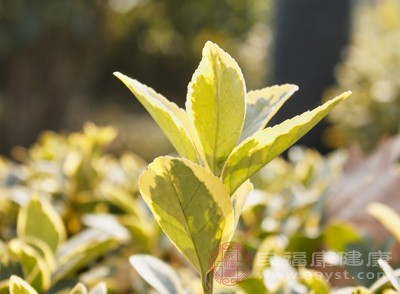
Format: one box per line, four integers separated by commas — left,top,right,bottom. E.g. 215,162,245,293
231,180,253,230
222,92,351,193
114,72,200,163
186,41,246,174
240,84,299,142
139,156,234,278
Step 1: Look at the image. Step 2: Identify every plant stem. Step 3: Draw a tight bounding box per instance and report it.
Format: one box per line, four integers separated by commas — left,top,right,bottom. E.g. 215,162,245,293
202,271,214,294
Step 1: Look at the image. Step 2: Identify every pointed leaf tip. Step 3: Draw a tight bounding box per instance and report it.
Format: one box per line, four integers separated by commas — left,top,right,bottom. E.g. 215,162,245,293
187,41,246,174
69,283,88,294
240,84,299,141
222,91,351,193
115,72,200,162
9,276,38,294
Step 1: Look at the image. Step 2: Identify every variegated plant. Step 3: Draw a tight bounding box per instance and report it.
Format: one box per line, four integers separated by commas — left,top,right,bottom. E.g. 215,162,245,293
0,196,118,294
115,41,351,293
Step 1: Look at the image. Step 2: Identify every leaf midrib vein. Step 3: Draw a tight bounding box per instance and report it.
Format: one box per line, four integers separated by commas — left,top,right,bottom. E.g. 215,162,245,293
165,166,203,273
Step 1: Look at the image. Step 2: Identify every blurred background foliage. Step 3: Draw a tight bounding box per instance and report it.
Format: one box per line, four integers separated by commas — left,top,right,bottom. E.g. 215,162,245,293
325,0,400,152
1,125,400,293
0,124,179,293
2,0,400,292
3,0,400,157
0,0,271,159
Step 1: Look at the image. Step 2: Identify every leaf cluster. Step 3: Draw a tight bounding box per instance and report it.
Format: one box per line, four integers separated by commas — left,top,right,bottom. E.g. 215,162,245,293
116,41,350,293
0,124,159,293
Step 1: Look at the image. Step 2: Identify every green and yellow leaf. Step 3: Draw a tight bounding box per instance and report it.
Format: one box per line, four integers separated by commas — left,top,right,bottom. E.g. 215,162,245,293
222,92,351,193
323,221,361,252
54,229,119,283
0,280,8,294
237,277,268,294
23,237,56,273
17,197,66,253
130,254,184,294
139,156,234,278
89,282,107,294
240,84,298,142
8,240,50,292
186,41,246,174
299,268,330,294
69,283,88,294
382,289,399,294
351,287,371,294
9,276,38,294
114,72,200,163
367,202,400,242
231,180,253,230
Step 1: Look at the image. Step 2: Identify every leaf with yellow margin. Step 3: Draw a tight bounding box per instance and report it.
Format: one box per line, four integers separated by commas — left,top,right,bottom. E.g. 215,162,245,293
222,92,351,193
231,180,253,230
240,84,299,142
139,156,234,280
186,41,246,175
9,276,38,294
114,72,201,163
130,254,184,294
69,283,88,294
8,240,50,292
17,197,66,254
367,202,400,242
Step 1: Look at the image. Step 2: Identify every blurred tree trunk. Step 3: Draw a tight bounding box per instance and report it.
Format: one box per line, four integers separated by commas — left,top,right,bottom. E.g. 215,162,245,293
271,0,352,153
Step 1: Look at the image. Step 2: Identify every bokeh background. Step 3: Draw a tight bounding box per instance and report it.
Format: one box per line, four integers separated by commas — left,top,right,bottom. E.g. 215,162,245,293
1,0,358,160
0,0,272,159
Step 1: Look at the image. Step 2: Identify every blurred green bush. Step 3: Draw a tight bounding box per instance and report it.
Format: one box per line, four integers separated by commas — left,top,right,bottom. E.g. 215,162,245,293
0,0,272,154
1,125,400,293
326,0,400,152
0,123,161,293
